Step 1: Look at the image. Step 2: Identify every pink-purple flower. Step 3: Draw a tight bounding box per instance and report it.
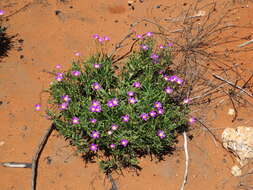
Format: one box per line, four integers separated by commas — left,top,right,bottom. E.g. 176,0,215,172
89,105,102,113
104,36,110,41
35,104,41,111
55,64,61,69
149,110,157,117
59,102,68,110
71,70,81,76
127,91,135,96
151,53,159,60
107,130,113,135
120,139,129,147
188,117,196,124
75,52,81,56
140,44,149,50
55,73,63,81
72,117,80,124
133,82,141,88
62,95,71,102
107,98,119,107
122,115,130,122
183,98,191,104
93,63,101,69
128,97,137,104
92,34,99,39
90,118,97,124
159,44,165,49
136,34,142,39
157,108,165,115
164,86,173,94
89,143,98,151
92,82,102,91
110,144,116,149
0,10,4,16
168,42,173,47
154,102,162,109
157,130,166,139
140,113,149,121
111,124,118,131
91,130,100,139
146,32,153,37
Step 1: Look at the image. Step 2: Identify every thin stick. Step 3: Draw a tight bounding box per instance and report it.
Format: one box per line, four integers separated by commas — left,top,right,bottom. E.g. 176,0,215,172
213,74,253,98
180,131,189,190
2,162,32,168
107,173,118,190
238,39,253,48
31,124,55,190
3,3,32,19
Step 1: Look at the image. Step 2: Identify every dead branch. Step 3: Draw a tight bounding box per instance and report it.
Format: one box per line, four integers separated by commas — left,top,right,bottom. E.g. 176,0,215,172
2,162,32,168
180,131,189,190
32,124,55,190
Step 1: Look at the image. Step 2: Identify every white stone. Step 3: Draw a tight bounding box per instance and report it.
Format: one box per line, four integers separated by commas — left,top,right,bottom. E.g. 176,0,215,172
222,126,253,166
0,141,5,146
228,108,235,115
231,165,242,176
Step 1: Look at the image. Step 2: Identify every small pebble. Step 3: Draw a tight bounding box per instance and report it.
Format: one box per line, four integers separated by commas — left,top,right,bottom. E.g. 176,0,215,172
0,141,5,146
55,10,61,15
231,165,242,176
228,108,235,115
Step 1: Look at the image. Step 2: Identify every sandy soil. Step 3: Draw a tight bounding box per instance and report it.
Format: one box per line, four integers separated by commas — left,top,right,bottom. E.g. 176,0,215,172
0,0,253,189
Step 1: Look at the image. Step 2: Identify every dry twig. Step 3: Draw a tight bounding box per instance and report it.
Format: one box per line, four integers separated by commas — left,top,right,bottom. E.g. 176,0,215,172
180,131,189,190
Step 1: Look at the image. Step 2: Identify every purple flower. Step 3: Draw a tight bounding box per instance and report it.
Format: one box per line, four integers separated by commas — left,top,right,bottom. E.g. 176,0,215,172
110,144,116,149
59,102,68,110
146,32,153,37
91,130,100,139
90,118,97,124
0,10,4,16
140,44,149,50
92,34,99,39
92,100,100,107
92,82,102,90
120,139,129,147
136,34,142,39
122,115,129,122
128,97,137,104
61,95,71,102
71,70,81,76
151,53,159,60
163,75,170,82
107,98,119,107
164,86,173,94
35,104,41,111
104,36,110,41
127,91,135,96
169,76,177,82
89,143,98,151
188,117,196,124
98,37,104,43
176,77,183,85
89,105,101,112
168,42,173,47
111,124,118,131
159,44,165,49
72,117,79,124
93,63,101,69
149,110,157,117
157,108,165,115
154,102,162,109
55,73,63,81
133,82,141,88
157,130,166,139
140,113,149,121
55,64,61,69
107,130,113,135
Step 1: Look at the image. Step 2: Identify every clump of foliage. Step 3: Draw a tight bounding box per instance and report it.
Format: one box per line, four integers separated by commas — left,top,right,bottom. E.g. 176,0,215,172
47,33,191,173
0,11,15,59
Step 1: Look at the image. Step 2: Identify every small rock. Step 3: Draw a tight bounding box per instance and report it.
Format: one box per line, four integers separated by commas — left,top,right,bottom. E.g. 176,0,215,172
139,0,144,2
55,10,61,15
228,108,235,115
20,55,24,59
0,141,5,146
231,165,242,176
222,126,253,166
0,101,3,106
156,5,161,9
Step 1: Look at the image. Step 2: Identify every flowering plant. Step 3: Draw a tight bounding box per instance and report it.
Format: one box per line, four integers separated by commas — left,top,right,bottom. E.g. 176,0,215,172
47,34,191,173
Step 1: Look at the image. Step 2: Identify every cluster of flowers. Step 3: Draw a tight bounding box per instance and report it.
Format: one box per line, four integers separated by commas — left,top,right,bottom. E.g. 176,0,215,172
92,34,110,43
